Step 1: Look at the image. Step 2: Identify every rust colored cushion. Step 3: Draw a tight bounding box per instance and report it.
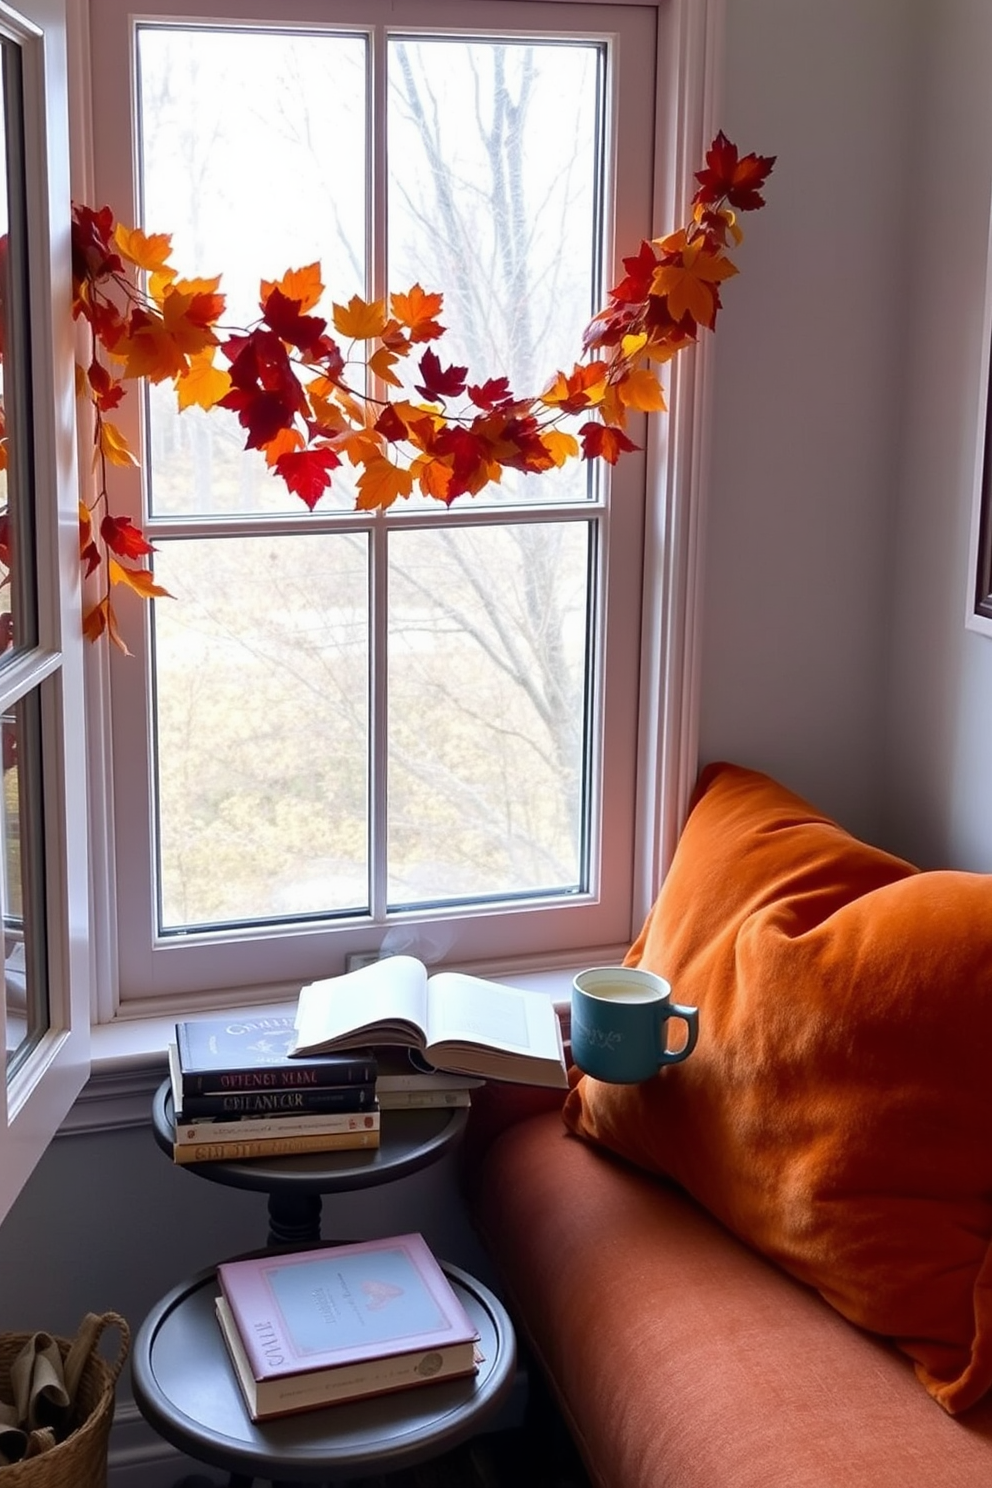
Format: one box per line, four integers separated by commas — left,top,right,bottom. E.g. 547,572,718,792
563,761,992,1413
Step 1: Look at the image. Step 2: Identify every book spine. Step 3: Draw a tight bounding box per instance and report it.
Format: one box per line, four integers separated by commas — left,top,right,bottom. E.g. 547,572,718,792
177,1083,377,1117
181,1056,377,1094
172,1129,381,1164
375,1088,472,1110
174,1108,381,1145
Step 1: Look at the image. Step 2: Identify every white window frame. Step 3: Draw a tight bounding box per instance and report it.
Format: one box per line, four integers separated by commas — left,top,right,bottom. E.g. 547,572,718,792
0,0,92,1228
69,0,724,1040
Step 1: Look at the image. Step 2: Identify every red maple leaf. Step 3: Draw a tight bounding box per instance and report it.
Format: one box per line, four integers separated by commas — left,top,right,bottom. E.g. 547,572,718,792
430,425,492,499
468,377,515,410
87,360,126,412
274,446,341,509
261,286,328,354
71,203,124,286
579,421,640,464
693,131,776,212
608,240,660,304
100,513,156,560
219,329,308,449
415,347,468,402
375,404,408,443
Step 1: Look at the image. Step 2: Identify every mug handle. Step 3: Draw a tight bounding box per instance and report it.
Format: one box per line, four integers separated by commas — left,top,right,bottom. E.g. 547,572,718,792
658,1002,699,1066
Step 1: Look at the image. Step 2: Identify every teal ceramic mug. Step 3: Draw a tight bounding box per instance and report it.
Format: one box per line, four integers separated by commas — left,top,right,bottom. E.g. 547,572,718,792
571,966,699,1083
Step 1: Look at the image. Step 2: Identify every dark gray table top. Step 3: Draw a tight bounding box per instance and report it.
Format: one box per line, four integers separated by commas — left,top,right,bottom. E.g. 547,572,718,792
131,1254,516,1483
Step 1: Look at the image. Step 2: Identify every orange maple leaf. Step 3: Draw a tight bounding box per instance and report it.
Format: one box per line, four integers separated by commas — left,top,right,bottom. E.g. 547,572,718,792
262,425,305,468
368,346,403,388
411,453,454,503
617,367,667,413
108,556,171,599
355,456,414,510
540,361,608,412
650,237,737,329
261,262,324,314
82,595,130,654
390,285,445,343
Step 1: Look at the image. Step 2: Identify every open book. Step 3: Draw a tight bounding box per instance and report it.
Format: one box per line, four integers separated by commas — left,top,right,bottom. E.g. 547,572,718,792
292,956,568,1089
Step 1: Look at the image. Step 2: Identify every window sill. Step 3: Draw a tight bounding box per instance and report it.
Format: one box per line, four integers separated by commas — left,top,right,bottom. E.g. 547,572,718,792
64,967,580,1136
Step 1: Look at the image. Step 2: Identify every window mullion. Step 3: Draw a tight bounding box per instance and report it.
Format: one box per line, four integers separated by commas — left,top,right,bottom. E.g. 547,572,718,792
367,24,389,921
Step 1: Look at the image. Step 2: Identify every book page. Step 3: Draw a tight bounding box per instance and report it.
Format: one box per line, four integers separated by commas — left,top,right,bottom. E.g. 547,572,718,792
424,973,560,1058
293,955,429,1053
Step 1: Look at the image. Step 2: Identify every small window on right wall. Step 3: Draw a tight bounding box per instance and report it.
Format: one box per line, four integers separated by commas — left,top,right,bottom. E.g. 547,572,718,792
973,391,992,622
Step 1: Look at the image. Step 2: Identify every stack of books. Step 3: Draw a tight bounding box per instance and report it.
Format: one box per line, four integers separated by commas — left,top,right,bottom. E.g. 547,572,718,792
214,1232,481,1419
168,1014,381,1164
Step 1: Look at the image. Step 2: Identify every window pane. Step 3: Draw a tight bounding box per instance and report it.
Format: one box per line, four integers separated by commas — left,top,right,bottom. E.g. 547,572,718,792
151,535,370,930
387,521,591,905
3,692,48,1070
136,24,367,518
0,35,37,656
387,35,604,506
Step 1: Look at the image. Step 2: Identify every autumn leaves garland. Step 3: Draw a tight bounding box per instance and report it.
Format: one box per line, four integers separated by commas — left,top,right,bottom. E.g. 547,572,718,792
70,131,774,650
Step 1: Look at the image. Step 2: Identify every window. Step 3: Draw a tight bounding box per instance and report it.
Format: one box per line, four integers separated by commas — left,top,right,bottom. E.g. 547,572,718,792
82,0,721,1014
0,0,91,1229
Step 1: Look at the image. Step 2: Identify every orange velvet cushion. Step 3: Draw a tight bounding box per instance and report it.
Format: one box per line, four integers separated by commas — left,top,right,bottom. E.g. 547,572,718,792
563,761,992,1413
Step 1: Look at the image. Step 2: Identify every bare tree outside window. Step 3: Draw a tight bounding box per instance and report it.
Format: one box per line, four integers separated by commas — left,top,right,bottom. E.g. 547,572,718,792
136,24,605,934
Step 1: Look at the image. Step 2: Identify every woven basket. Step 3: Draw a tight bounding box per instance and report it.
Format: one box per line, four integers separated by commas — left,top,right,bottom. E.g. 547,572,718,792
0,1312,129,1487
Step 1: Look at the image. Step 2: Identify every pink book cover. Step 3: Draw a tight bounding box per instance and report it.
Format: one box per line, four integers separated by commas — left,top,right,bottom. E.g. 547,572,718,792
217,1233,479,1381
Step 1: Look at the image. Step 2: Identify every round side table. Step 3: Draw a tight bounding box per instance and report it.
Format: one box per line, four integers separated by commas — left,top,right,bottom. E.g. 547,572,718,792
132,1255,516,1486
152,1081,469,1247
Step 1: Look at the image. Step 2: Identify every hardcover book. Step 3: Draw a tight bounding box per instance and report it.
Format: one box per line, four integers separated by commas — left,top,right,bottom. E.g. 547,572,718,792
215,1294,480,1420
375,1087,472,1111
216,1233,479,1413
292,956,568,1088
169,1043,376,1119
374,1050,483,1094
174,1107,381,1147
173,1127,380,1165
175,1013,377,1093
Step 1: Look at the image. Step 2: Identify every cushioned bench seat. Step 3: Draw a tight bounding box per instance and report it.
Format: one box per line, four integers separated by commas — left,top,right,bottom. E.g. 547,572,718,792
472,1107,992,1488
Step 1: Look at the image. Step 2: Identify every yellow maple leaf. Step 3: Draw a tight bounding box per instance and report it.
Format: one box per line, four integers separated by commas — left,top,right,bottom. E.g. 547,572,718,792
355,456,414,510
114,223,173,271
621,332,648,359
540,430,580,467
175,351,232,411
98,420,138,467
618,368,667,413
108,556,171,599
332,294,388,341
